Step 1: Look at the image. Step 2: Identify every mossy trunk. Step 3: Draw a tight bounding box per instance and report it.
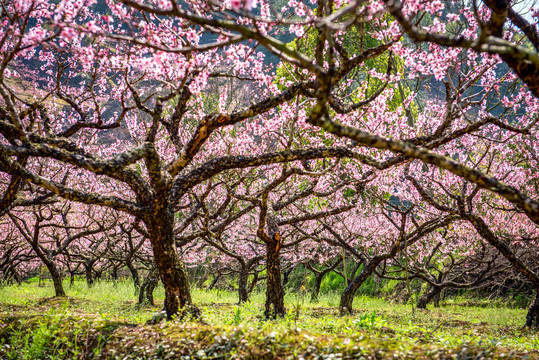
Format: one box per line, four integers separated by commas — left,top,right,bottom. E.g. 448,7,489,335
307,259,342,303
265,239,286,318
12,269,21,284
416,285,441,309
146,207,198,320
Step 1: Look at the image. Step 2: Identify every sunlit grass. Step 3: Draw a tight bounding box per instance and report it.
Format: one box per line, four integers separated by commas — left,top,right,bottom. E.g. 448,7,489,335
0,278,164,323
1,278,537,352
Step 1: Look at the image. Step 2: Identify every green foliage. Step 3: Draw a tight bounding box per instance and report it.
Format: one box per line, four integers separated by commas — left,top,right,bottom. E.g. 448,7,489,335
353,311,387,330
227,306,243,326
320,271,345,293
25,276,40,284
1,306,107,360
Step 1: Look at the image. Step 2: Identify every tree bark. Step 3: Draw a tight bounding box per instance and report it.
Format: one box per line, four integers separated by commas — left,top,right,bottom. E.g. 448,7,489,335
526,288,539,327
127,260,140,291
433,289,441,307
84,261,94,288
306,259,342,303
110,264,118,281
238,266,249,304
145,208,198,320
208,271,221,290
416,285,441,309
195,266,208,288
49,265,65,297
467,214,539,326
340,261,378,314
139,266,159,306
311,273,323,303
282,265,295,287
32,247,65,297
265,238,286,318
12,270,21,285
248,271,259,295
95,269,103,282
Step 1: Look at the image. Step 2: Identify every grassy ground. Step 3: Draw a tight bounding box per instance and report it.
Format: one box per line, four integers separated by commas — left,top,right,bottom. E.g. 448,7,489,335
0,279,538,359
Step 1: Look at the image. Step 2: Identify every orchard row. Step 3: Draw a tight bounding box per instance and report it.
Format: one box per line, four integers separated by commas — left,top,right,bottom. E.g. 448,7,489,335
0,0,538,325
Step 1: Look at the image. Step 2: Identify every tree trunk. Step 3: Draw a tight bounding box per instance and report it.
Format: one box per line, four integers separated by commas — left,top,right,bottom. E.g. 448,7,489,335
467,215,539,326
139,267,159,306
33,249,65,297
67,265,79,287
40,259,65,297
238,267,249,304
433,288,441,307
195,267,208,288
49,266,65,297
248,271,259,295
340,261,378,314
311,274,323,303
85,262,94,288
94,269,103,282
208,272,221,290
146,209,198,320
127,260,140,291
526,288,539,327
416,285,441,309
111,265,118,281
307,259,342,303
265,239,286,318
38,265,44,287
12,269,21,284
282,265,295,287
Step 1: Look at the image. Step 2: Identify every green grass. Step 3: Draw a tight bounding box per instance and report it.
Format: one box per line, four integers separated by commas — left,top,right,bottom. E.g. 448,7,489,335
0,279,166,324
1,279,538,359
